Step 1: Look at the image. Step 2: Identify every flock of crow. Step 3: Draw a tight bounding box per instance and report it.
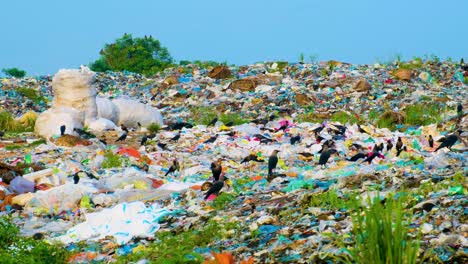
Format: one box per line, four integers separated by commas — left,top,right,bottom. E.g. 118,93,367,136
51,103,465,200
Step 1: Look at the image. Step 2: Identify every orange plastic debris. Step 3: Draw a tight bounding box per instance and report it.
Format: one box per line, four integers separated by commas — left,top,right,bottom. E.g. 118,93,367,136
118,148,141,159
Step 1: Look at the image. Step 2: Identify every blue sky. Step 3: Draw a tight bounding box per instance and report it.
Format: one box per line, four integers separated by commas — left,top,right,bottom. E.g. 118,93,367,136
1,0,467,75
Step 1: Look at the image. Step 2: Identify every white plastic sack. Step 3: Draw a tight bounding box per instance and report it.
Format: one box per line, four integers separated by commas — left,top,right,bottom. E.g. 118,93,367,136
34,107,84,138
56,201,169,245
88,118,118,132
113,98,163,127
233,123,262,135
52,66,98,124
96,97,119,123
25,183,99,215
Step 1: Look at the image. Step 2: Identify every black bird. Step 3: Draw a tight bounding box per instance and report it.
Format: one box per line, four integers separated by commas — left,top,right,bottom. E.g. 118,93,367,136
318,140,335,154
358,124,369,134
73,173,80,184
319,147,338,167
372,143,384,153
167,122,193,130
157,142,168,150
457,103,463,119
428,135,434,148
225,121,234,127
241,154,264,164
170,132,181,142
60,125,66,136
435,131,460,152
422,202,436,212
268,150,280,176
277,123,288,132
396,137,403,153
386,140,393,151
165,159,180,176
347,153,367,162
208,117,218,126
204,174,226,200
312,124,325,134
204,134,218,144
141,135,148,146
74,128,96,139
290,134,301,145
396,146,407,157
253,134,274,143
0,131,4,139
211,158,223,181
364,152,384,164
116,133,127,142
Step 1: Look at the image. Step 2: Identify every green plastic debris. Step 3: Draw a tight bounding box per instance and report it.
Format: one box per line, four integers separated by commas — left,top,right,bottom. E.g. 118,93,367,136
448,186,463,195
80,195,92,209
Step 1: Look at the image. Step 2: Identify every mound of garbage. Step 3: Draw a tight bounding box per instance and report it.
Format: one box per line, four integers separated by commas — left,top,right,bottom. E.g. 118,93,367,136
0,60,467,263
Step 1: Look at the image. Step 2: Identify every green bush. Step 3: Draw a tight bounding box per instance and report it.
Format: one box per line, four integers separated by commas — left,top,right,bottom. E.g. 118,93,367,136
330,111,359,124
190,106,217,125
0,111,22,132
346,194,420,264
90,33,173,75
16,87,43,103
403,103,444,126
212,193,236,210
147,123,161,134
2,68,26,78
0,216,69,263
102,151,123,169
219,113,248,126
117,220,236,264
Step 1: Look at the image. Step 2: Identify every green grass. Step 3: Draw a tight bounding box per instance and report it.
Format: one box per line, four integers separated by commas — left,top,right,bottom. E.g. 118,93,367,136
147,123,161,134
303,189,359,210
101,151,123,169
16,87,44,103
5,139,46,151
0,111,23,132
345,193,420,264
117,220,239,264
189,106,218,125
212,193,236,210
295,112,323,124
403,103,445,126
219,113,249,126
330,111,359,125
0,216,69,264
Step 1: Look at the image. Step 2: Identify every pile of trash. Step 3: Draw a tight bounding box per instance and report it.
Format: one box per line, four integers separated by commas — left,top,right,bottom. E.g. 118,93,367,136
0,60,467,263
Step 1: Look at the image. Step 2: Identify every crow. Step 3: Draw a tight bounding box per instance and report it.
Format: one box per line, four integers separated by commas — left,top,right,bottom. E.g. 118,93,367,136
207,117,218,126
428,135,434,148
268,150,280,176
141,135,148,146
435,131,461,152
347,153,367,162
396,137,403,153
165,159,180,176
386,140,393,151
116,133,127,142
319,147,338,167
204,174,226,200
290,134,301,145
60,125,66,136
204,134,218,144
241,154,264,164
211,158,223,181
170,132,181,142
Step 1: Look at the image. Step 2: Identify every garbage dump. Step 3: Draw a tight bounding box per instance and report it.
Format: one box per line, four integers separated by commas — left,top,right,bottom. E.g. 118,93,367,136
0,60,467,263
